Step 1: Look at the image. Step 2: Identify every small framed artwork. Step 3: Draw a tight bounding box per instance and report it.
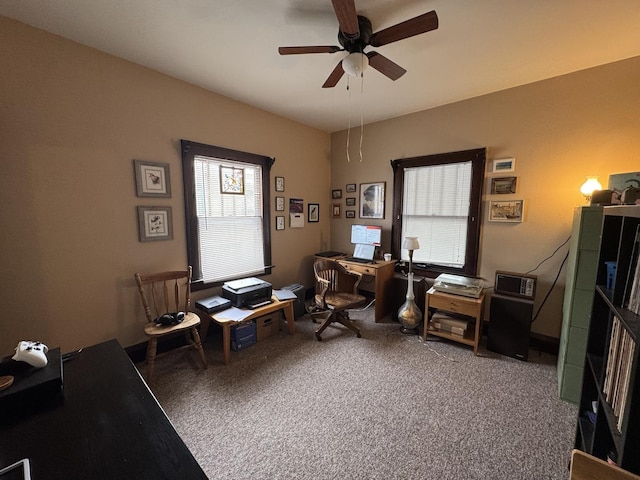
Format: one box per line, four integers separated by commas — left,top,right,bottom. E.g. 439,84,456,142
134,160,171,198
275,196,285,211
276,216,285,230
346,183,357,193
332,189,342,199
220,166,244,194
137,206,173,241
490,176,518,194
360,182,385,219
489,200,524,223
492,158,516,173
275,176,285,192
332,204,341,218
346,197,356,206
308,203,319,222
346,210,356,218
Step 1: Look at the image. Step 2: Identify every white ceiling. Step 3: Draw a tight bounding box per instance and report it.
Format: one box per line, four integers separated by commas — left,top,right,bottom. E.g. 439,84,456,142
2,0,640,133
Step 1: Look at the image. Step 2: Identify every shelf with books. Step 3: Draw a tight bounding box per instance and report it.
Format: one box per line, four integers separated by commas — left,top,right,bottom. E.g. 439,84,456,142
575,205,640,474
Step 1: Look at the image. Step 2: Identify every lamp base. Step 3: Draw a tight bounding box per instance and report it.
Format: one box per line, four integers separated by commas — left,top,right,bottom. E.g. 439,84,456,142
400,325,420,335
397,272,422,335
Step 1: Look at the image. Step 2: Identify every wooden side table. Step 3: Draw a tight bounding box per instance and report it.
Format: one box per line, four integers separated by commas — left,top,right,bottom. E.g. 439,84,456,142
199,297,295,365
423,287,485,355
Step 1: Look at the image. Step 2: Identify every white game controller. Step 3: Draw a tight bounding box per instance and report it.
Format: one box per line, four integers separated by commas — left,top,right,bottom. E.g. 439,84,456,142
12,341,49,368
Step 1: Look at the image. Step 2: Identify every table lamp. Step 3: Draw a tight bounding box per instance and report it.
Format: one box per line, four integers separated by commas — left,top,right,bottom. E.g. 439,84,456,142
398,236,422,334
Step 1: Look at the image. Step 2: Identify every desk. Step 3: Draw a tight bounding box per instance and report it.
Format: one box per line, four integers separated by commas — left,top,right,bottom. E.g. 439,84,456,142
423,287,485,355
199,297,295,365
0,339,207,479
335,258,395,322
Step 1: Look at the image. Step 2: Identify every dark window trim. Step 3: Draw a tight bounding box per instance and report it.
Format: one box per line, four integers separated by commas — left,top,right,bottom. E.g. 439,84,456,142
181,139,274,290
390,147,485,278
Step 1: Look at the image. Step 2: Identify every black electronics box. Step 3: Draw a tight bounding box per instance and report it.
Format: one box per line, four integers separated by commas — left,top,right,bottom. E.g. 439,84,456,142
0,347,63,411
222,279,272,308
487,294,534,361
195,295,232,313
282,283,306,319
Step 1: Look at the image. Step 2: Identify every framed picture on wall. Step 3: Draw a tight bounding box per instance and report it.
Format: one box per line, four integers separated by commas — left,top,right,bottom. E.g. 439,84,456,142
492,158,516,173
137,206,173,241
488,200,524,222
359,182,385,219
275,196,285,211
134,160,171,198
346,210,356,218
276,216,285,230
346,197,356,206
308,203,319,222
332,189,342,199
332,204,341,218
275,176,285,192
346,183,357,193
490,176,517,194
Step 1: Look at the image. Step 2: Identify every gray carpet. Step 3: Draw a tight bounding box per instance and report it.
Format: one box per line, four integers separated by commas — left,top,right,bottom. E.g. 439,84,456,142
147,307,578,480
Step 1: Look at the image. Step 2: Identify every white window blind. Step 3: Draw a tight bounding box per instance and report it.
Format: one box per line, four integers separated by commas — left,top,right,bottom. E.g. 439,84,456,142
402,161,472,267
194,155,264,283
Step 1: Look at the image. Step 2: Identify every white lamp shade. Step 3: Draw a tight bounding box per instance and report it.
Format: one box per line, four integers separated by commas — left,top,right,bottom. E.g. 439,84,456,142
342,52,369,77
403,236,420,251
580,176,602,196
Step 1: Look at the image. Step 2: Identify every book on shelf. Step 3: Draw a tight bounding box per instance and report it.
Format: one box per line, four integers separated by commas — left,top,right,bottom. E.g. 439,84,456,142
602,315,637,432
429,312,469,337
624,225,640,314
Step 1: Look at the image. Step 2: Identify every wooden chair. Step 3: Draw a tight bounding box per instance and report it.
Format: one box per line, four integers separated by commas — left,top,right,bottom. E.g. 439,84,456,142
312,258,367,341
134,267,207,379
569,449,640,480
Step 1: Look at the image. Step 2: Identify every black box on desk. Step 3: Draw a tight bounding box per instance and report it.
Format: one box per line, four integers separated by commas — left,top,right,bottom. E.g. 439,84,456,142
231,322,257,351
0,347,63,411
282,283,305,319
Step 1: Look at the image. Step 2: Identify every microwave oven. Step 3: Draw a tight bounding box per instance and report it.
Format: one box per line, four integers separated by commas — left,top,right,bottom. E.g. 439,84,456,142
494,271,537,300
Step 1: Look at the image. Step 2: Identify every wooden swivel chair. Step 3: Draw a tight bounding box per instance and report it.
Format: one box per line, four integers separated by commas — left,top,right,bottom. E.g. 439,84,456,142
312,258,367,341
134,267,207,379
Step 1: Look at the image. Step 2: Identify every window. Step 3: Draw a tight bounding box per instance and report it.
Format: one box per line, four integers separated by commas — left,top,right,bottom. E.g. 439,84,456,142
181,140,274,288
390,148,485,277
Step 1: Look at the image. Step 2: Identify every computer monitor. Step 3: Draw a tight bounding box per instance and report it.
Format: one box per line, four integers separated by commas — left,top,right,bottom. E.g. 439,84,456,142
350,224,382,246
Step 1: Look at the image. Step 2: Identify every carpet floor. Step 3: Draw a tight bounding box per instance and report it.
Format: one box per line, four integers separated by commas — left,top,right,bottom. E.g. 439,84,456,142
146,307,578,480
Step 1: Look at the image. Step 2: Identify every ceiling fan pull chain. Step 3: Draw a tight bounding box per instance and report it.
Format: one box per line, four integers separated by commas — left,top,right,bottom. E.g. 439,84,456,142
359,74,364,162
346,75,352,163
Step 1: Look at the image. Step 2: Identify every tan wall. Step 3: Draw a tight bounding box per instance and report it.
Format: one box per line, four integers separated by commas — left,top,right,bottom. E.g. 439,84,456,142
330,57,640,338
0,17,331,354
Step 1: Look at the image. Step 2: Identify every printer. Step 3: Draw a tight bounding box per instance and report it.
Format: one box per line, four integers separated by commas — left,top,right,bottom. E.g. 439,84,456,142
221,277,273,309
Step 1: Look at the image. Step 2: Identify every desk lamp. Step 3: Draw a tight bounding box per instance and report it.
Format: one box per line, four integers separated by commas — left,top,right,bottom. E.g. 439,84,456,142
398,236,422,334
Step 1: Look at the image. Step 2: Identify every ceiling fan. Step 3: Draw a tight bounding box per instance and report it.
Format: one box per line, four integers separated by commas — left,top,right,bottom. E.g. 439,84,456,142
278,0,438,88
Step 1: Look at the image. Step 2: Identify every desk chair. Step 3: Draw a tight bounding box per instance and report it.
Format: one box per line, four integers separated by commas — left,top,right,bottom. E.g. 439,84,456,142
312,258,367,341
134,267,207,379
569,449,640,480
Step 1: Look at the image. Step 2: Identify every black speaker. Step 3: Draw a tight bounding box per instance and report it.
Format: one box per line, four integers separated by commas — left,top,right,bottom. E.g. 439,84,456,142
487,293,534,361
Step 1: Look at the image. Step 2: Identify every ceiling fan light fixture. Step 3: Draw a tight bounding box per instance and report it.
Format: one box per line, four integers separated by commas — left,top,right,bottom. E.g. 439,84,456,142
342,52,368,77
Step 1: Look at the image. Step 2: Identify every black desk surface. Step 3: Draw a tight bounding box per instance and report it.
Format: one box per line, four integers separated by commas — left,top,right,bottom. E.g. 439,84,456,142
0,339,207,480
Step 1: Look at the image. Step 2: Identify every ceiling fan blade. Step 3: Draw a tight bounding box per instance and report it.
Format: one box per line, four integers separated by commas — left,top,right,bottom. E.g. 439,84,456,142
331,0,359,39
366,52,406,81
279,46,342,55
370,10,438,47
322,61,345,88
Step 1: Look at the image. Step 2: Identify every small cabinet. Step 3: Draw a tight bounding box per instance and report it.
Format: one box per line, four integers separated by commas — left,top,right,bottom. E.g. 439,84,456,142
558,206,603,403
